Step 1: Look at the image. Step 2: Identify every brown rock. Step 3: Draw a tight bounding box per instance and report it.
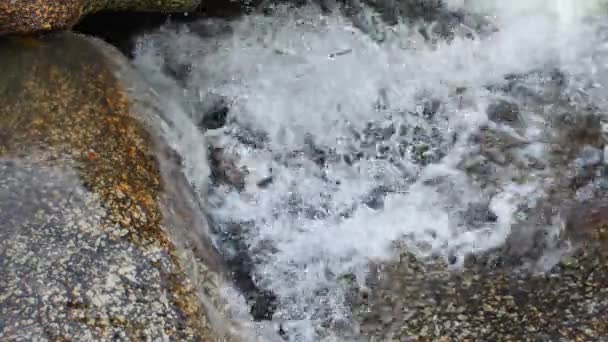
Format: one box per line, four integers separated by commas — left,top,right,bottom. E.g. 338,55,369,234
0,0,201,35
0,33,233,340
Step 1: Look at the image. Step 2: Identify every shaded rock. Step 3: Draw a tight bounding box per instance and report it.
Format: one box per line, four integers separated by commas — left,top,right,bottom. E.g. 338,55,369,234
198,98,230,131
368,0,444,23
0,0,201,35
486,100,522,126
331,0,495,43
0,33,233,340
247,289,278,321
74,2,252,58
75,11,193,58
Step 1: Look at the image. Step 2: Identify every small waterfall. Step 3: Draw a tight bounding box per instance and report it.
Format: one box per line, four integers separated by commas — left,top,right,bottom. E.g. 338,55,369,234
132,1,608,340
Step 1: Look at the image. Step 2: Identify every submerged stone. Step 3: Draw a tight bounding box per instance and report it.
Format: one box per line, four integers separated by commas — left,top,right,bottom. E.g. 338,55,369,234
0,33,233,340
486,100,522,126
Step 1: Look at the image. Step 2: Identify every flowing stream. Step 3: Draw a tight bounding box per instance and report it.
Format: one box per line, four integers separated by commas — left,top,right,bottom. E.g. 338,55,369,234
133,1,608,340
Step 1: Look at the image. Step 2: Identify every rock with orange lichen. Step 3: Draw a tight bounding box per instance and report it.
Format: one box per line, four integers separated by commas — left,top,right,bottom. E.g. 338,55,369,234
0,33,234,340
0,0,201,35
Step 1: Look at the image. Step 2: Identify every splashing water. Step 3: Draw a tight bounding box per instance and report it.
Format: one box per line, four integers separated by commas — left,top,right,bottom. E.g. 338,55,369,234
133,1,608,340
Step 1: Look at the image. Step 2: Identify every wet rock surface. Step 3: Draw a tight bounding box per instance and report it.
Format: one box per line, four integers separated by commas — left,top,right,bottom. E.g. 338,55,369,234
355,246,608,340
0,33,232,340
0,0,201,35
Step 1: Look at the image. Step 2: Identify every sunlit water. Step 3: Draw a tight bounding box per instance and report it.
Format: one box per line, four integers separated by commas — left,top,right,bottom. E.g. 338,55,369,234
133,1,608,340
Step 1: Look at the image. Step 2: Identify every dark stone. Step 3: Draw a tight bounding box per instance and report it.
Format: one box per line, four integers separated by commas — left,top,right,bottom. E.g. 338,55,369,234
199,101,229,130
200,0,263,18
74,1,259,57
486,100,521,125
278,324,289,340
359,0,444,24
74,11,196,57
249,289,279,321
211,219,278,321
303,134,331,167
257,176,274,188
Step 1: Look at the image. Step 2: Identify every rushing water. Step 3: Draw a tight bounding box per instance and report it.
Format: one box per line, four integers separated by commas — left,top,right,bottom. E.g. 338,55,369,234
133,1,608,340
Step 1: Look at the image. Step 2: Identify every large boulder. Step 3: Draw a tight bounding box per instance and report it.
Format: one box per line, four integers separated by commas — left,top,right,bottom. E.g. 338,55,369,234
0,0,201,35
0,33,233,340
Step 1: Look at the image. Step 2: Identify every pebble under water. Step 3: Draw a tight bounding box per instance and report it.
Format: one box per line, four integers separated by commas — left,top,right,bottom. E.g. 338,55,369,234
132,1,608,340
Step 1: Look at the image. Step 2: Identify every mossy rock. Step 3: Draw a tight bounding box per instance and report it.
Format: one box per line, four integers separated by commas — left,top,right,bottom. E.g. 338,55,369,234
0,33,233,340
0,0,201,35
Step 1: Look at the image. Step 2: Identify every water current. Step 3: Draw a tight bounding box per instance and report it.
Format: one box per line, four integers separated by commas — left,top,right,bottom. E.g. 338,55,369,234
132,1,608,340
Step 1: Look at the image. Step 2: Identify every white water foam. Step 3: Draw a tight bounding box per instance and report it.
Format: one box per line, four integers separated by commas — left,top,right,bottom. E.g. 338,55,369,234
133,1,606,340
